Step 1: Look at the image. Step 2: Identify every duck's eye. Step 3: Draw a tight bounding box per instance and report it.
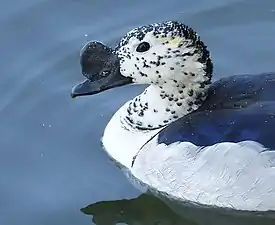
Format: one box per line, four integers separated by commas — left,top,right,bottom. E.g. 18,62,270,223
136,42,150,53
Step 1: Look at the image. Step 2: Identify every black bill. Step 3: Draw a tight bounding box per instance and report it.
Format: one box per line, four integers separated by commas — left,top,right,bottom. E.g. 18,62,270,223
71,41,132,98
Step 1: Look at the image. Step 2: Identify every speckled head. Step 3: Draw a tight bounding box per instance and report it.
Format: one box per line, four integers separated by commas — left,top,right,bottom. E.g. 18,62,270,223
116,21,213,86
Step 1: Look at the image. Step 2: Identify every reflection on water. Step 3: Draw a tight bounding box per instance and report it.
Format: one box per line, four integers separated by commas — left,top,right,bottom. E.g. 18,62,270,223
82,194,275,225
82,194,196,225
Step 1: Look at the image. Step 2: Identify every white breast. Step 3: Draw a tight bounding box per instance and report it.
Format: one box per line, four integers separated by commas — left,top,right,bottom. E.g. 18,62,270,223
102,102,161,168
131,136,275,211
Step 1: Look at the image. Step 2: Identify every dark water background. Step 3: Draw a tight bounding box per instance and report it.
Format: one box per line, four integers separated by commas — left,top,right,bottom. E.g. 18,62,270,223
1,0,275,224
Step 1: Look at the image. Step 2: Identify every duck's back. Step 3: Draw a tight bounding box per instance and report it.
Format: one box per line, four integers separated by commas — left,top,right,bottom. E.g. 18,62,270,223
158,72,275,149
201,72,275,110
131,73,275,212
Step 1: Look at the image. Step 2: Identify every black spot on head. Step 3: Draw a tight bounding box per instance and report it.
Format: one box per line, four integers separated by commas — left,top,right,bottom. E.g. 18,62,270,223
143,62,151,68
177,102,182,106
173,50,181,53
140,71,148,77
182,52,193,57
138,111,144,117
157,56,164,60
170,67,175,70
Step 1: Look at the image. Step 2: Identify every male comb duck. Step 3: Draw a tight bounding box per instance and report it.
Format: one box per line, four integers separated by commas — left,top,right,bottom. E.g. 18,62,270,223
72,21,275,212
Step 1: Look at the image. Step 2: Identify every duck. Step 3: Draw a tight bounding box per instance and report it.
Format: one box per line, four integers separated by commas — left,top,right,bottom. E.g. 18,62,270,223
71,21,275,212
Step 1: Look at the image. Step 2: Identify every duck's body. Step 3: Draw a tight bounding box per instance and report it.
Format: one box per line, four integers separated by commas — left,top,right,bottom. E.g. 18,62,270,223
72,21,275,212
103,73,275,211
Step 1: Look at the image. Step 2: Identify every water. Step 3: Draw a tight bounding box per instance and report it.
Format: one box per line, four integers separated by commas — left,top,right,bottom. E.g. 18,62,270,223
1,0,275,224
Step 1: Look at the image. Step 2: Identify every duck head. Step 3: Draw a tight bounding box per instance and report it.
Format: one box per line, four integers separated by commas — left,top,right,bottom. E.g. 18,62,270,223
71,21,213,97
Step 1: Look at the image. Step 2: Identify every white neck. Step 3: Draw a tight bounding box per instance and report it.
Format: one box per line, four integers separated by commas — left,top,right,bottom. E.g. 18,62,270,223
122,81,207,130
102,81,209,168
